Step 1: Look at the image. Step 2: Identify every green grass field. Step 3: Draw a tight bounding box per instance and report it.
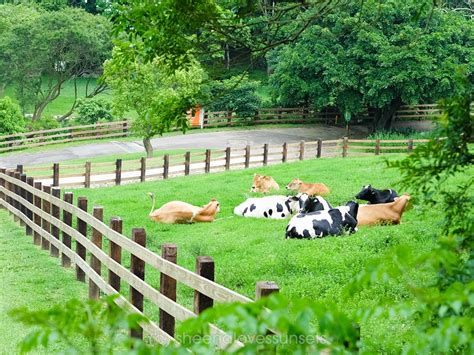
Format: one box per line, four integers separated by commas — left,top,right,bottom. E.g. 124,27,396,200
0,209,88,353
66,154,443,352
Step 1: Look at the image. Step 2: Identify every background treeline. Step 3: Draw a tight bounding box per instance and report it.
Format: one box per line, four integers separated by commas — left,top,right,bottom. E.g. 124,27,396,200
0,0,472,137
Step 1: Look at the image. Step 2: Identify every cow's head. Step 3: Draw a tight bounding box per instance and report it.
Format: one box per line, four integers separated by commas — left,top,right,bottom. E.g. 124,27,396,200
285,178,302,190
355,185,374,200
251,174,275,193
202,198,220,214
345,201,359,219
300,195,332,213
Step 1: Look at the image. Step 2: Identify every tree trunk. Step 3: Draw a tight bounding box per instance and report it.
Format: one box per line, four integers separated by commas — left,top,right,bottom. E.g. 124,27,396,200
372,97,403,131
143,137,153,158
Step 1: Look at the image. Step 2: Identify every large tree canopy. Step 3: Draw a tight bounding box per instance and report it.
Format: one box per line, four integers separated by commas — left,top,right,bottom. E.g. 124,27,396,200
268,1,473,130
0,5,112,120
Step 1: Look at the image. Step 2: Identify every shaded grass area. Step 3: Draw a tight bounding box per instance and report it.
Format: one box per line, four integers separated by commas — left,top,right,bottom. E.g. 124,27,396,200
71,155,442,352
0,209,87,353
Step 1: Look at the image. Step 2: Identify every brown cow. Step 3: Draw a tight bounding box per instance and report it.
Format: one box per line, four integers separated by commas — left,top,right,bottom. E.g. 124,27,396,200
148,193,220,224
251,174,280,193
357,194,411,226
285,178,330,196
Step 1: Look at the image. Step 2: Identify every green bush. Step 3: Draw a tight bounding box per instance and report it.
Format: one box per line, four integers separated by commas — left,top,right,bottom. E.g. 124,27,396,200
205,76,262,119
75,98,114,125
27,116,61,132
0,96,26,135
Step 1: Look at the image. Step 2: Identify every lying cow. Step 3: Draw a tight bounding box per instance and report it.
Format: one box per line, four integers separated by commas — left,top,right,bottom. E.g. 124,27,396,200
251,174,280,193
286,178,330,196
357,194,410,226
285,201,359,239
355,185,398,204
234,194,330,219
148,193,220,224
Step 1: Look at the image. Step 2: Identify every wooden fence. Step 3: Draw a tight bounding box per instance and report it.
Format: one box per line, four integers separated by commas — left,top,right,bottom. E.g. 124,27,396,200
0,168,284,347
201,104,443,127
0,120,129,153
0,104,445,154
22,138,429,188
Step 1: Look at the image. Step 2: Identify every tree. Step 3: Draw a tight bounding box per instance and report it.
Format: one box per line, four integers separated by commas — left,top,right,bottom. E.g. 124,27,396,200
104,47,205,157
74,98,114,125
0,5,112,120
204,75,262,119
0,96,26,134
268,1,473,130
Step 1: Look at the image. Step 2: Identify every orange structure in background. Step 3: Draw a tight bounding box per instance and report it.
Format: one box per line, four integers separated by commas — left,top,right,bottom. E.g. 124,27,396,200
188,106,202,127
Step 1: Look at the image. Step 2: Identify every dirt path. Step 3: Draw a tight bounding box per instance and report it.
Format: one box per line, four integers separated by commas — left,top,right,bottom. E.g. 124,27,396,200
0,125,369,168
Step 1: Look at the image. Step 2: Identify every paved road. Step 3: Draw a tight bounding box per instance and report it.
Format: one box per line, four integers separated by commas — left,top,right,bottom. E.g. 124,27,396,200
0,125,369,168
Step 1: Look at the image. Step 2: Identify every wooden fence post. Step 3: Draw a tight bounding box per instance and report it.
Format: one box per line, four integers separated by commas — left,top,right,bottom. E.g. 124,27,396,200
317,139,322,158
6,170,14,216
19,173,27,226
225,147,231,170
115,159,122,186
33,182,42,246
408,139,413,152
205,149,211,173
89,206,104,300
13,171,21,222
375,139,381,156
263,144,268,166
41,185,51,251
76,197,88,282
109,217,122,291
255,281,279,299
163,154,169,179
16,164,23,174
130,228,146,339
84,162,91,188
342,137,348,158
0,168,5,208
26,177,34,235
50,187,61,257
194,256,214,314
245,145,250,168
62,192,73,267
299,140,305,160
123,121,128,136
53,163,59,187
184,152,191,176
160,243,177,337
282,143,288,163
140,157,146,182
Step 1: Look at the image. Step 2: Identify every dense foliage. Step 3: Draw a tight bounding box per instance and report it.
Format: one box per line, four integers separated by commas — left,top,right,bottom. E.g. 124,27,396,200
0,96,26,134
0,5,111,120
75,98,114,125
268,0,474,130
204,75,262,119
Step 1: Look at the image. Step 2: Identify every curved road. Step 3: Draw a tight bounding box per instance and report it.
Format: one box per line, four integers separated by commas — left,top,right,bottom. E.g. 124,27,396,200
0,125,369,168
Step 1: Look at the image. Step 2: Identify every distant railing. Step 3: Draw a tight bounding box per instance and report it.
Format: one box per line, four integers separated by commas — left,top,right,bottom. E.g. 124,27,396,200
0,120,129,153
22,138,429,188
0,103,443,154
0,168,288,347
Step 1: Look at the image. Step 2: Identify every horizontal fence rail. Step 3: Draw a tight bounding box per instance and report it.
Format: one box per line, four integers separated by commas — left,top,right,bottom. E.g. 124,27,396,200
0,169,299,348
22,138,429,189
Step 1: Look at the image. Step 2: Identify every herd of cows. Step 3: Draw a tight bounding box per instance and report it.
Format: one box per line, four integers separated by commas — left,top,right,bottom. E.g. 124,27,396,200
148,173,411,239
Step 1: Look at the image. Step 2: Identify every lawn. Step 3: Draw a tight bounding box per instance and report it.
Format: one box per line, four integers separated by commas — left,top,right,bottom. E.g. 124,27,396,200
0,209,88,353
67,154,444,352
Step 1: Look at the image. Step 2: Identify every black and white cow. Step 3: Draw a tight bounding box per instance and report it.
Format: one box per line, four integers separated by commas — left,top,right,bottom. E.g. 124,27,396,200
285,201,359,239
355,185,398,204
234,194,330,219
